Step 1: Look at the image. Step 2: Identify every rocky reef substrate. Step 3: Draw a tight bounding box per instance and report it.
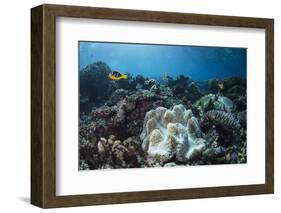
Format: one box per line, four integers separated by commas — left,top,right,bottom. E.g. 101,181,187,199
79,62,247,170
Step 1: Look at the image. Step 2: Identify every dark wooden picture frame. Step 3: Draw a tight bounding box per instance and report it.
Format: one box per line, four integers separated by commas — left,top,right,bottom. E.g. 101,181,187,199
31,4,274,208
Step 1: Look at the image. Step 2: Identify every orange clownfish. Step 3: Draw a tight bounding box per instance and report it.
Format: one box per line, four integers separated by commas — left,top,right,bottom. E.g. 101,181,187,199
108,71,128,80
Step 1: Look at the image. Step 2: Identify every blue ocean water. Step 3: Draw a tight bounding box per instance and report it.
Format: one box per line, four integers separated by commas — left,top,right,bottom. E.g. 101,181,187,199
79,41,246,81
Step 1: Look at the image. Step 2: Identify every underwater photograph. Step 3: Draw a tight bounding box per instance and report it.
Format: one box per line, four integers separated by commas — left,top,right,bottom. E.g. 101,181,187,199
79,41,247,170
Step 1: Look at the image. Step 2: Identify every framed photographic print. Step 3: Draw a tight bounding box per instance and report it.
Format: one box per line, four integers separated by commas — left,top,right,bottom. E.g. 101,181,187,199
31,4,274,208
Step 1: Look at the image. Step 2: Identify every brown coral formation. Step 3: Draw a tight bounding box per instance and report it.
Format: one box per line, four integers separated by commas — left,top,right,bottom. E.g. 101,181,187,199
79,135,143,170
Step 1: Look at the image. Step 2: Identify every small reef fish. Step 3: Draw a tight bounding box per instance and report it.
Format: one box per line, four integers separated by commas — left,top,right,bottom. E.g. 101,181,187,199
162,72,169,81
108,71,127,80
217,82,224,90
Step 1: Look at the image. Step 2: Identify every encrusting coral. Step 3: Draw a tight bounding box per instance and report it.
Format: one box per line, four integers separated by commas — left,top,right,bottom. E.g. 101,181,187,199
140,104,207,164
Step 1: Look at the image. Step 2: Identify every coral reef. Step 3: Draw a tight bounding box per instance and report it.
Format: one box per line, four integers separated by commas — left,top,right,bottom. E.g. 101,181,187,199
79,61,112,111
80,75,188,141
168,75,202,102
195,94,234,113
140,104,207,165
106,89,129,106
207,77,246,97
204,110,240,130
80,88,178,144
144,79,158,90
79,61,247,170
79,135,143,169
79,62,151,112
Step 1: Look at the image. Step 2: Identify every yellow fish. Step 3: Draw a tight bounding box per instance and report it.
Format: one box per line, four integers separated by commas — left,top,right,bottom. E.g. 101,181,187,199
108,71,127,80
217,82,224,90
162,72,168,81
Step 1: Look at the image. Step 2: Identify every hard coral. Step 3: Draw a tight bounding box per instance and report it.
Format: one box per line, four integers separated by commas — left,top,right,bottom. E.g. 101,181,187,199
205,110,240,130
195,94,234,113
80,61,112,111
79,135,143,170
168,75,202,102
82,89,172,142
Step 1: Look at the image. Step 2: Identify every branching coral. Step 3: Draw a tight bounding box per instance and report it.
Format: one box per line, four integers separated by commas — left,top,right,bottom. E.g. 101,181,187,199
140,104,207,164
